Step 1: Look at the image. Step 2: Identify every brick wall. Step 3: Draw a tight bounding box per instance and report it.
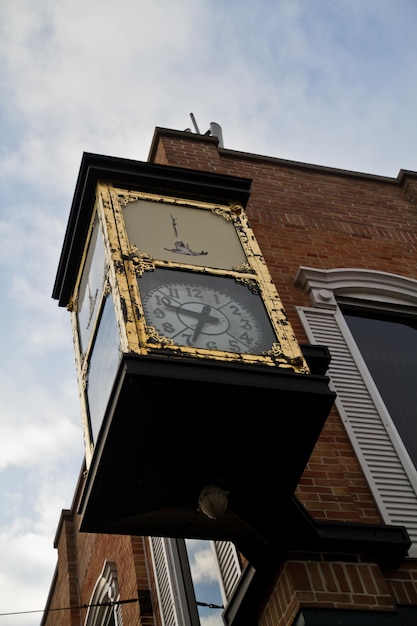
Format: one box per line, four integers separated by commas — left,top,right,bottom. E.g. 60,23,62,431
259,558,417,626
42,499,158,626
42,512,81,626
260,558,397,626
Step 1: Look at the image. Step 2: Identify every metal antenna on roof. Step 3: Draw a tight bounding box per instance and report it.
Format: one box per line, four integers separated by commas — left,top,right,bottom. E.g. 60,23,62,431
186,114,224,147
189,113,201,134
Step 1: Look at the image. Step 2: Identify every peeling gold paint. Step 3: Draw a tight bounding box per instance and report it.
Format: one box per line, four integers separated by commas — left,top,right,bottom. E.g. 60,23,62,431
108,187,309,372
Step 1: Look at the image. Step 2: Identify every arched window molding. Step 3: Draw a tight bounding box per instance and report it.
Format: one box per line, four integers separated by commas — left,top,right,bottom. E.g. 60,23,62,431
295,266,417,310
295,266,417,557
84,561,122,626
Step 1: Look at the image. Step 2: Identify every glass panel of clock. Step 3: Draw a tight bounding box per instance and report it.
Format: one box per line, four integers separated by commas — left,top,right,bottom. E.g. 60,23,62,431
138,269,277,355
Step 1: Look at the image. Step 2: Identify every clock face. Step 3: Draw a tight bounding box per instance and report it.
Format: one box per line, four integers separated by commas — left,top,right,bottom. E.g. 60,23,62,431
139,270,277,354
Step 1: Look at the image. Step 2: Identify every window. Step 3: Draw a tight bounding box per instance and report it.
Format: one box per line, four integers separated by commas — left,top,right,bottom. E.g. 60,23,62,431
84,561,122,626
343,308,417,470
149,537,241,626
296,267,417,556
149,537,199,626
186,539,237,625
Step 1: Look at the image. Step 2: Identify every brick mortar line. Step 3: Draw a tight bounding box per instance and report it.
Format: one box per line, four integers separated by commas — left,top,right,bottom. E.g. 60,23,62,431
247,208,417,243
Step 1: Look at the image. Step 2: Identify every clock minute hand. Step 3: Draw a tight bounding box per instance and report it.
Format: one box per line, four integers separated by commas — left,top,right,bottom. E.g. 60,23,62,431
163,301,219,325
191,304,214,342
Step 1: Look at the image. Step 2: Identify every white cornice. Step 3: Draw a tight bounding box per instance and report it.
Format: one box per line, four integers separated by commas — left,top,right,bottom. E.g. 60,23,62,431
295,267,417,309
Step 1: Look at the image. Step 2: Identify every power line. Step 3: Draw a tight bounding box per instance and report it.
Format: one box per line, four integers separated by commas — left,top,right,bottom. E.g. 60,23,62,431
0,597,224,618
0,598,138,618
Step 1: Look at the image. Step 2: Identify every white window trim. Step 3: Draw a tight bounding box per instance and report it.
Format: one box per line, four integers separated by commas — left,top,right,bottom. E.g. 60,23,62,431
295,266,417,310
149,537,200,626
295,266,417,557
84,561,122,626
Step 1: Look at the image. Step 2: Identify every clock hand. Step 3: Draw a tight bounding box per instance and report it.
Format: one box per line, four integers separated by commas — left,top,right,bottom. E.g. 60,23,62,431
163,301,219,325
191,304,213,342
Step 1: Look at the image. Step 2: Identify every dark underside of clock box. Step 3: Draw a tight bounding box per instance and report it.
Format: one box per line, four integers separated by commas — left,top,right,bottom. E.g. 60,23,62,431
78,350,335,559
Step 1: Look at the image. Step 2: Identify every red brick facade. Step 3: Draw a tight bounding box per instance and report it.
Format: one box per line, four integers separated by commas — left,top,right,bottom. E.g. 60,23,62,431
43,127,417,625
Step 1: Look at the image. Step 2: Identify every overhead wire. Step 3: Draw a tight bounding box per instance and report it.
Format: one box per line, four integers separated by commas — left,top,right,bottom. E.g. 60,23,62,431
0,597,224,618
0,598,138,618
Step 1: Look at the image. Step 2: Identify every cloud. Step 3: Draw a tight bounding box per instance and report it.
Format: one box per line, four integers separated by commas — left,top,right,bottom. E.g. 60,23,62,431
200,615,223,626
1,0,211,165
0,444,82,625
2,0,416,182
186,540,220,584
0,526,57,623
0,408,80,471
193,0,417,174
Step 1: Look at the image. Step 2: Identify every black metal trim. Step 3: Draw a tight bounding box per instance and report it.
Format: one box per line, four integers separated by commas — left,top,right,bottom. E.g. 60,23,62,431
300,344,332,375
223,497,411,626
295,607,417,625
52,152,252,307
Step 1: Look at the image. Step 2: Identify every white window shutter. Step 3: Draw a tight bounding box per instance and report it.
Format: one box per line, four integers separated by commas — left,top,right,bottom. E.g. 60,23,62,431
298,306,417,553
149,537,179,626
213,541,242,602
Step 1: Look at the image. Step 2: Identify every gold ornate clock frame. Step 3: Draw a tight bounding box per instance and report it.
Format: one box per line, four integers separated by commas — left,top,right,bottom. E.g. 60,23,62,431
95,185,307,367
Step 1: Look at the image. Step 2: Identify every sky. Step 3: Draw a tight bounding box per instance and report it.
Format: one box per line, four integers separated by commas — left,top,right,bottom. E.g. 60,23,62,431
0,0,416,623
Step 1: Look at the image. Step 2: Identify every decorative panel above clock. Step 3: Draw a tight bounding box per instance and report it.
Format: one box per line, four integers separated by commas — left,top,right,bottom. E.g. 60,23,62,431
122,196,246,270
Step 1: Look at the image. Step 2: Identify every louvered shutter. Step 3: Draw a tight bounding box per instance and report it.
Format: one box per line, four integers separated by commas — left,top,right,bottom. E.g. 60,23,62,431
213,541,242,602
149,537,179,626
298,306,417,553
149,538,200,626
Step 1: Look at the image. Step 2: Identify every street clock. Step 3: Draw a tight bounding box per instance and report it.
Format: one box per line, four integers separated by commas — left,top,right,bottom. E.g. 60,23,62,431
53,151,334,552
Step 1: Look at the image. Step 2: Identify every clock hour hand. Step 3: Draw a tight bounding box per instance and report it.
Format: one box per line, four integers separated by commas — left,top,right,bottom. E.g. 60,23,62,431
163,301,219,325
